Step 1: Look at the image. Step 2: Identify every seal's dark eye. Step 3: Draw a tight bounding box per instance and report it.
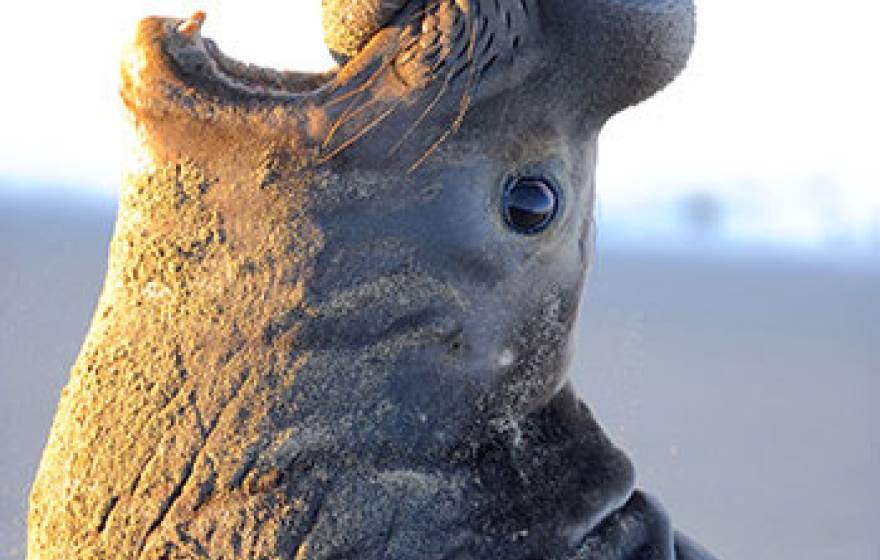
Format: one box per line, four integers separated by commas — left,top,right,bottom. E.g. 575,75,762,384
502,177,559,234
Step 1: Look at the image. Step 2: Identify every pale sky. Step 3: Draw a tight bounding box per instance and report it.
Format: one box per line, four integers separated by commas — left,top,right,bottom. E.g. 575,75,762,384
1,1,878,250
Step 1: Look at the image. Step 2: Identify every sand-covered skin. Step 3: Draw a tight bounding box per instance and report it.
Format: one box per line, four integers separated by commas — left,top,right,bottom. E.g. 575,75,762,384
2,192,878,559
20,4,705,556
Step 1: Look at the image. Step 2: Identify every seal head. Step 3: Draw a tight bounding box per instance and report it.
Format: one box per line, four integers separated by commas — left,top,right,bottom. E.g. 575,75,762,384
29,2,706,559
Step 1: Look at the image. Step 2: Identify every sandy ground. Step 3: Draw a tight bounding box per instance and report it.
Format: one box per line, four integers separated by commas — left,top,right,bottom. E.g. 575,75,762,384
1,191,877,559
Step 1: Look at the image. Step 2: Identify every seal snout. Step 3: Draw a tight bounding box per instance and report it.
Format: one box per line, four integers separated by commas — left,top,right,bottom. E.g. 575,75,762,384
534,0,695,116
591,0,697,110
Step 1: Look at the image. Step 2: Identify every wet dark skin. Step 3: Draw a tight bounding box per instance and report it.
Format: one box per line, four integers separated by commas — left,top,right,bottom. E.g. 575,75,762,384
29,1,715,558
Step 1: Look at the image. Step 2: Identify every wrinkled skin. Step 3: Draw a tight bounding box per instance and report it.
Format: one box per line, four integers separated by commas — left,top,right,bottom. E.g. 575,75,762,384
29,1,713,559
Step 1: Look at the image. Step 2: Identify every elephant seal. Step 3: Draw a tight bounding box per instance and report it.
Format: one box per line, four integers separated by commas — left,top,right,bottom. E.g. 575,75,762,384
29,1,713,558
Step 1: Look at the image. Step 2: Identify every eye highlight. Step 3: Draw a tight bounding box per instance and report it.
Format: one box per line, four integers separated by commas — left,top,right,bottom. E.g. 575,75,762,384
502,177,560,234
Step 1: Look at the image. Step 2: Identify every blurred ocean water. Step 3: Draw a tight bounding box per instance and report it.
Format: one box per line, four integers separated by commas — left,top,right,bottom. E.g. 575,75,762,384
596,183,880,263
1,184,878,559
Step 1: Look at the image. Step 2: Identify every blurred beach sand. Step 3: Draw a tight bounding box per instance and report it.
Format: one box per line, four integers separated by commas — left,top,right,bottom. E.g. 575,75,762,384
1,191,878,559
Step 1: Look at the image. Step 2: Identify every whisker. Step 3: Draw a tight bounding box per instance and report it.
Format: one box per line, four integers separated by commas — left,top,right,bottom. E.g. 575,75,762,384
326,52,393,109
321,2,446,153
323,92,383,150
319,101,403,164
408,89,470,174
322,0,484,170
408,10,480,173
389,75,451,156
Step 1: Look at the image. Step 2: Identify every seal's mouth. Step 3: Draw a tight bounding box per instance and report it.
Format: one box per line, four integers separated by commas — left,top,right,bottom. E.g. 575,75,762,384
165,12,337,98
199,38,333,96
121,11,343,115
